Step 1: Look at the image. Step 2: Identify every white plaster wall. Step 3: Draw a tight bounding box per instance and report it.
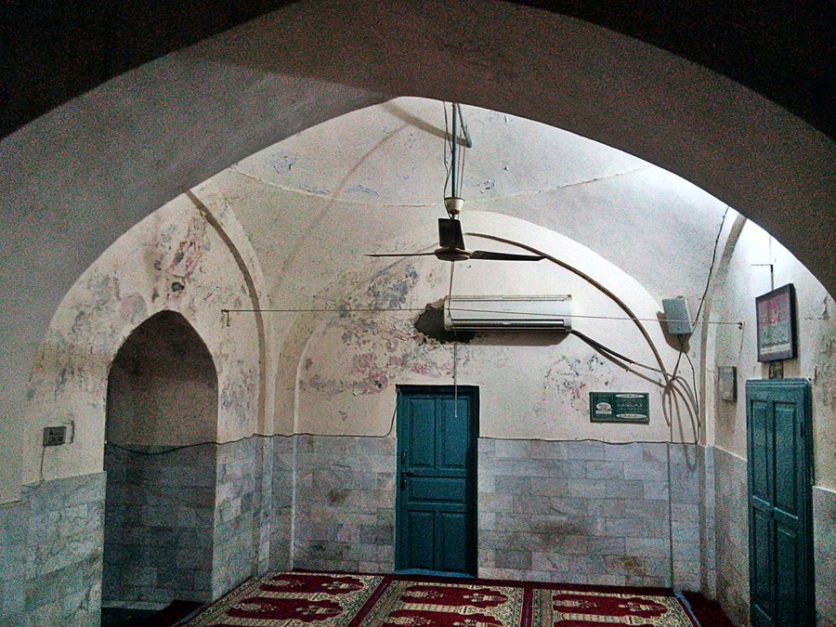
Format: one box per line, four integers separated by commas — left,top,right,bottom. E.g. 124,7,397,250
293,212,691,441
21,196,262,484
202,99,729,441
712,220,835,489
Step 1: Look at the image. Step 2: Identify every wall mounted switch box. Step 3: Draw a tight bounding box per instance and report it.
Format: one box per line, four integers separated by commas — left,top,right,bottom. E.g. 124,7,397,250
43,426,67,446
662,297,693,335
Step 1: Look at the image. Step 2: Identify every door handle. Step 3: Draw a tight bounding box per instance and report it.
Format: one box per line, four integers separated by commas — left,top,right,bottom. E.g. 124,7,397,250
400,471,414,490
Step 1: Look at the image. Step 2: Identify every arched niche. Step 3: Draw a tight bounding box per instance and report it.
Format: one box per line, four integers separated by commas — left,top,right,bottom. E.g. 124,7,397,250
106,310,219,447
103,310,219,611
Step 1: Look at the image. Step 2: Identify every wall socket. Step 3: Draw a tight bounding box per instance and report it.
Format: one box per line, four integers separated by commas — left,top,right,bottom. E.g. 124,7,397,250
43,426,67,446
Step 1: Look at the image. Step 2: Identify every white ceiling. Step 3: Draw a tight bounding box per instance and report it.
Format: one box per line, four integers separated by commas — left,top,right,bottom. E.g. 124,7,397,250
200,97,730,305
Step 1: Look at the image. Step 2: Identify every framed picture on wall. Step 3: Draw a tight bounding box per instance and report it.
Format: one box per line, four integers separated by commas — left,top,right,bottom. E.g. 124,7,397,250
755,283,797,362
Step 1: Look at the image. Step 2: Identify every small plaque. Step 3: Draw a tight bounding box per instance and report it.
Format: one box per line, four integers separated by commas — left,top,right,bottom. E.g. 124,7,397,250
590,392,650,424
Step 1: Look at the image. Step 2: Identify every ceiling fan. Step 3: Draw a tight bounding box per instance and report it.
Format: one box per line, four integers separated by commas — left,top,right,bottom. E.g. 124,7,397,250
367,103,544,264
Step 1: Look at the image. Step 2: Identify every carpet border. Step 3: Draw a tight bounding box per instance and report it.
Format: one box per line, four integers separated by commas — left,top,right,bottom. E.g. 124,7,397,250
346,576,392,627
181,575,259,625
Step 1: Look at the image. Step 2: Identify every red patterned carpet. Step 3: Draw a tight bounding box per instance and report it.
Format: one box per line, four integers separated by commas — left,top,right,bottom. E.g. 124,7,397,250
186,571,701,626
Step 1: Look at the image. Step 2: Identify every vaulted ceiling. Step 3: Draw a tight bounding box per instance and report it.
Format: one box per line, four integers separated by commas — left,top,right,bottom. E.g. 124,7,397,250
199,97,730,307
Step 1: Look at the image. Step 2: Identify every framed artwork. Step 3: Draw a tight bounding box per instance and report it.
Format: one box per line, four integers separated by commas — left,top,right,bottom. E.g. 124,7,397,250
756,284,797,362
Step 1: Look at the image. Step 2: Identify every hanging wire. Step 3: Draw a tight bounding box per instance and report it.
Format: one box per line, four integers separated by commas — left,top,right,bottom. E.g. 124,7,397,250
222,306,741,327
693,206,730,326
448,261,459,417
669,206,729,381
443,102,452,199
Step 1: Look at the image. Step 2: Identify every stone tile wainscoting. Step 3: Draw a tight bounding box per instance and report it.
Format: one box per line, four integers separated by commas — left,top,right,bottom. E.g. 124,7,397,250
22,472,106,626
813,486,835,625
103,444,216,608
270,436,295,570
7,434,834,626
477,439,707,589
714,446,750,625
211,437,262,597
291,435,396,574
104,438,274,609
0,500,27,623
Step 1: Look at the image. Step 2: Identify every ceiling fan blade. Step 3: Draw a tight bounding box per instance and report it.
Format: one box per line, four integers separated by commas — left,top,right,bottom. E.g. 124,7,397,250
439,218,466,250
470,250,545,261
366,252,438,257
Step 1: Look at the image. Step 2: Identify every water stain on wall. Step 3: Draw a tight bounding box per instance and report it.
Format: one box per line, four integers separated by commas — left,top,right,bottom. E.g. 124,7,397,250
299,263,463,397
539,354,610,415
414,302,475,344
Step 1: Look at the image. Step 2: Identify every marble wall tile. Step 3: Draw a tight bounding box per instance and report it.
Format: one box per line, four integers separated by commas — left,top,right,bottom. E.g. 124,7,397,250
714,446,749,625
270,436,294,570
0,500,27,623
813,486,835,626
292,435,396,574
103,444,215,608
479,439,693,589
211,437,262,598
21,472,106,626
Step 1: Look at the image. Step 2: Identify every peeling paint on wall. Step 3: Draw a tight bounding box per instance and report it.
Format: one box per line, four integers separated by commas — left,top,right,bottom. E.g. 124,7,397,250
22,196,262,482
539,353,610,416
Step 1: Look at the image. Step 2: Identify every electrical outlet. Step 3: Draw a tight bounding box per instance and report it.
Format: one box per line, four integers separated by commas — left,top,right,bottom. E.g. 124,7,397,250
62,420,75,443
43,426,67,446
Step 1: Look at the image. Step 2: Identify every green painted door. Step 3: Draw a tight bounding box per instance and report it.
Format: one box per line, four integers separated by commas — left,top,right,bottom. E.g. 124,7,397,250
746,379,814,626
396,386,478,577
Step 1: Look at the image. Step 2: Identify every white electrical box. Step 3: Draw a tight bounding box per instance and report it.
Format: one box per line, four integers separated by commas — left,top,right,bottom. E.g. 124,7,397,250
662,297,693,335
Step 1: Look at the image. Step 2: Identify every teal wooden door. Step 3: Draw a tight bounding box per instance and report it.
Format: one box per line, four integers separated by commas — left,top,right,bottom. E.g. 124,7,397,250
746,379,814,626
396,386,478,577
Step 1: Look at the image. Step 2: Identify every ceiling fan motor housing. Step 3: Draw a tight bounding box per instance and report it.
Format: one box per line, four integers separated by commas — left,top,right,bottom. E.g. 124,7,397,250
434,247,471,262
444,196,464,216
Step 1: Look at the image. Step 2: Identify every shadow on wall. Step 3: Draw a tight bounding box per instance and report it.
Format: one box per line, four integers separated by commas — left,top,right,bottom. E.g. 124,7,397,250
103,311,219,608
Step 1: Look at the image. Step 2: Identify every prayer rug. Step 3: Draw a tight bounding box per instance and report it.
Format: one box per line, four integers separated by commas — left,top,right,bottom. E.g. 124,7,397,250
353,578,527,625
186,571,383,626
185,572,703,626
529,584,697,626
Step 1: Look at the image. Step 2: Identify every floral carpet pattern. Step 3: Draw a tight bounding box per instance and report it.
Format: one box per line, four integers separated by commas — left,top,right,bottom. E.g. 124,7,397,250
531,585,696,626
186,571,699,626
187,572,383,626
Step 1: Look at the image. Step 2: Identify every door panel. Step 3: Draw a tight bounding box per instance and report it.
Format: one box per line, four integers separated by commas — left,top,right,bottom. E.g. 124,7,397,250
775,523,798,625
752,508,773,610
746,379,813,627
774,403,798,515
439,511,468,573
410,477,466,503
750,399,771,501
407,510,435,570
396,386,478,577
440,398,469,469
408,398,436,469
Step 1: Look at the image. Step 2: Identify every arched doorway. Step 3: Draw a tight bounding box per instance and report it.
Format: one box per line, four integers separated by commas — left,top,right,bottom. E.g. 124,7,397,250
103,311,218,617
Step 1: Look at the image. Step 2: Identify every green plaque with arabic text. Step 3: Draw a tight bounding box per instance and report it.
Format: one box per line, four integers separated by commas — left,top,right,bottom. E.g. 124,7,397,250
589,392,650,424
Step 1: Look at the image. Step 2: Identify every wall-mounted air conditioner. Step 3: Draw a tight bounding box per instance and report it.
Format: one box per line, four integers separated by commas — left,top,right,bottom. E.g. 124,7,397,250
444,295,572,332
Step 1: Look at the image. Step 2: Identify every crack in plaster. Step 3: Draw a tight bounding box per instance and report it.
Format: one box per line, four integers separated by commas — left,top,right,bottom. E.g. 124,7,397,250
228,166,434,208
469,165,653,204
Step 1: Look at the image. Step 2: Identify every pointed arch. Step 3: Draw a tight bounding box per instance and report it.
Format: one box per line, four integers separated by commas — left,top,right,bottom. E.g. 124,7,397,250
106,310,218,446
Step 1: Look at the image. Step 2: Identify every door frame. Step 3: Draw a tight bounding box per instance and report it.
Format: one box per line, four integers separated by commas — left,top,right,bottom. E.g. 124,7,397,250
745,378,815,626
395,385,479,577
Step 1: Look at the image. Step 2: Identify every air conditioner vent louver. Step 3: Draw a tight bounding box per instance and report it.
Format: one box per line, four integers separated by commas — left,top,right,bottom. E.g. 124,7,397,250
444,295,572,332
